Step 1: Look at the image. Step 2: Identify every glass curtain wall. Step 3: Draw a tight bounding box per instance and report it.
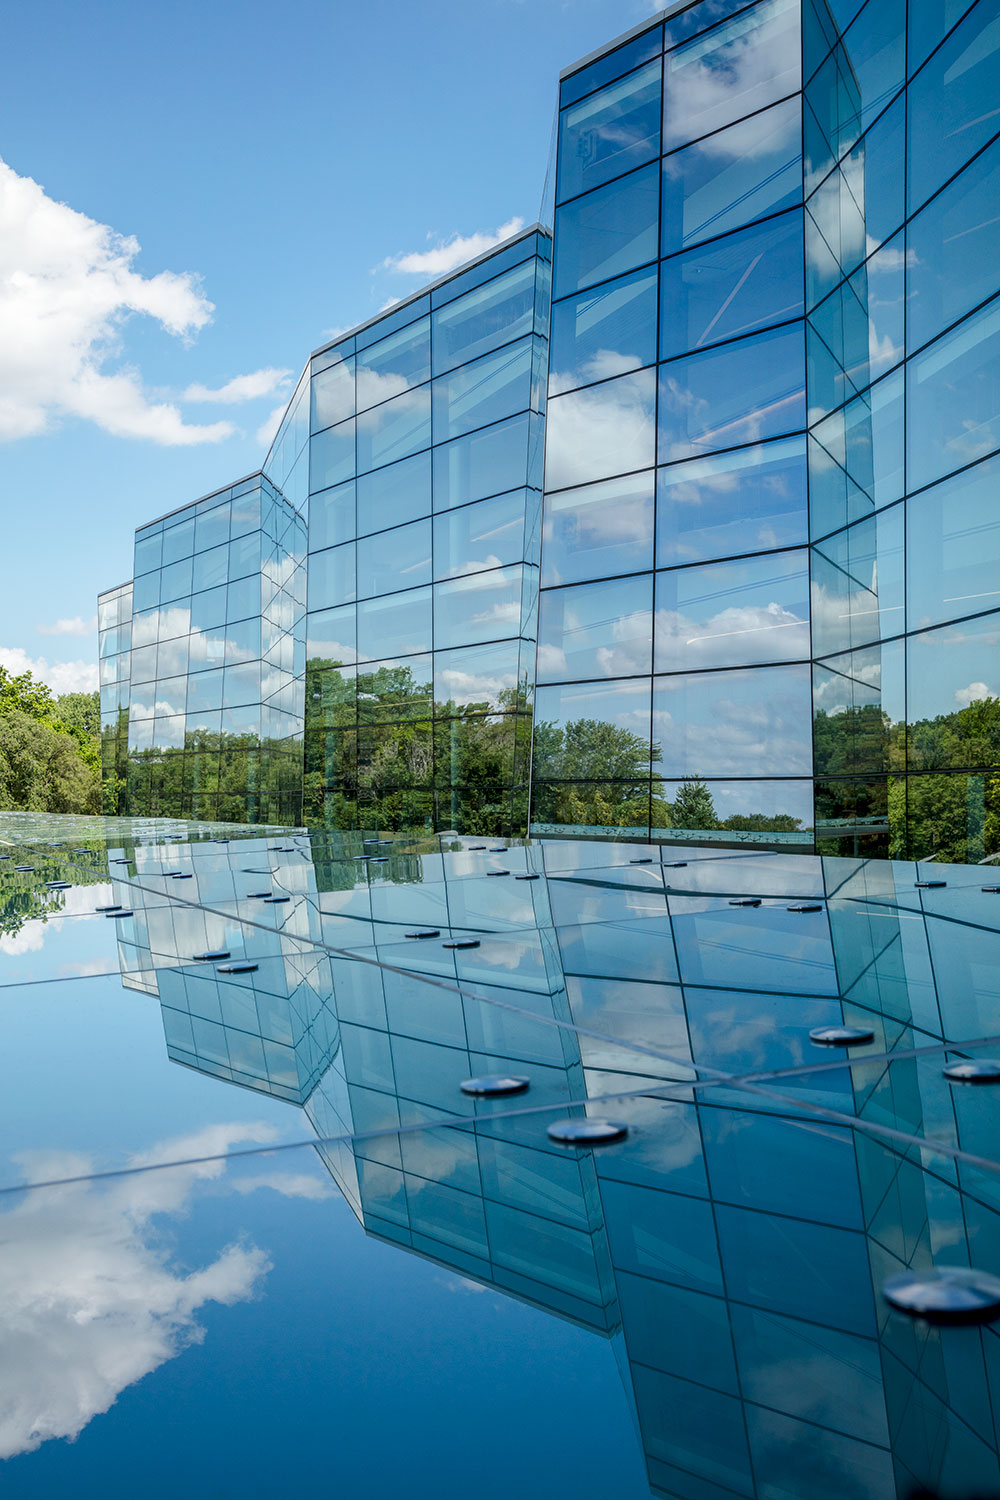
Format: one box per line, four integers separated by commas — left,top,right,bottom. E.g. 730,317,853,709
806,0,1000,860
304,225,550,836
121,475,306,824
532,0,814,848
98,582,133,813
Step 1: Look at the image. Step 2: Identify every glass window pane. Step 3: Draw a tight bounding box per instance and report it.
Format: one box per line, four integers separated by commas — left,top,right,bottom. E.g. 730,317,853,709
560,25,662,110
660,211,803,361
230,487,262,538
662,97,801,255
192,544,228,593
538,575,653,682
907,610,1000,769
432,338,533,443
664,0,800,152
186,668,224,714
907,451,1000,631
543,471,654,586
532,679,652,778
195,504,230,553
161,517,195,565
356,450,432,536
432,261,537,375
434,640,523,712
557,60,661,203
908,1,1000,215
907,298,1000,493
811,507,904,657
657,437,807,566
228,531,261,581
308,543,356,611
553,163,659,297
655,549,810,671
357,586,432,661
659,324,805,462
545,367,656,491
355,317,430,409
433,566,523,649
653,664,813,775
433,491,526,581
549,268,657,396
433,412,535,511
652,777,813,839
159,557,193,604
907,137,1000,354
226,575,258,623
357,656,433,723
309,481,356,552
190,586,227,634
356,519,432,599
356,386,431,474
306,604,357,666
310,418,356,493
133,532,162,574
311,355,355,432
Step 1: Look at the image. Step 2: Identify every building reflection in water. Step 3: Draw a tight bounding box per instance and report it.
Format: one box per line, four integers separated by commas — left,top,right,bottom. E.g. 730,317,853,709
110,834,1000,1498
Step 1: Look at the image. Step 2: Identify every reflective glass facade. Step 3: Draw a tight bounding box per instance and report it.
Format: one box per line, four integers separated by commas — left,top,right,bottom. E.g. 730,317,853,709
303,227,550,836
107,475,307,823
101,3,1000,861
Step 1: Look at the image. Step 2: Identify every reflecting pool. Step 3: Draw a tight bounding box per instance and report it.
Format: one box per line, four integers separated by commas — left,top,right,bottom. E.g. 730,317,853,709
0,811,999,1498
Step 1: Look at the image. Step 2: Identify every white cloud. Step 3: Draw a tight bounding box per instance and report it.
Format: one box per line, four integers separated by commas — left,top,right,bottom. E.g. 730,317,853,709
181,368,293,405
0,157,236,445
378,217,525,279
0,1124,277,1459
955,680,995,709
256,401,288,448
0,646,97,695
36,615,97,638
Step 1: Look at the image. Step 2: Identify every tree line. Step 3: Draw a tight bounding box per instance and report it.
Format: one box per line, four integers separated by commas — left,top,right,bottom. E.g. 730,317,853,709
0,668,101,812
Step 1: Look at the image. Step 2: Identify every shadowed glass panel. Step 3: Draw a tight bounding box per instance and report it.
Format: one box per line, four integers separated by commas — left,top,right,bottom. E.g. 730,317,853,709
557,59,661,203
553,163,659,297
432,261,537,375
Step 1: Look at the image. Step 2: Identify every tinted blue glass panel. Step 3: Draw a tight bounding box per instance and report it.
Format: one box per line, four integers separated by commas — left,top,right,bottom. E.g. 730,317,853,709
307,544,356,611
161,517,195,565
306,604,357,665
195,504,229,553
559,25,662,109
542,471,654,586
657,437,807,566
310,418,356,493
433,639,522,710
226,575,258,624
159,558,192,604
432,413,532,511
355,450,432,538
907,452,1000,631
432,339,533,443
133,532,162,574
811,506,904,657
663,0,801,153
357,587,432,661
908,1,1000,214
660,211,804,361
908,137,1000,354
908,0,977,72
434,567,524,649
192,545,228,593
557,60,661,203
532,676,652,778
537,575,653,683
662,97,801,255
659,324,806,462
549,268,657,396
228,531,261,581
545,368,656,491
553,164,659,297
311,356,355,432
432,261,536,376
655,549,810,671
356,520,432,599
355,318,430,409
907,298,1000,492
356,386,431,474
652,664,813,775
432,491,525,581
907,609,1000,742
308,481,355,552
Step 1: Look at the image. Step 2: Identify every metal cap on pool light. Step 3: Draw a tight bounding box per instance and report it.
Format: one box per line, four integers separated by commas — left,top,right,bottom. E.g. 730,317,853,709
943,1059,1000,1084
809,1025,875,1046
460,1075,530,1097
547,1118,629,1145
883,1267,1000,1324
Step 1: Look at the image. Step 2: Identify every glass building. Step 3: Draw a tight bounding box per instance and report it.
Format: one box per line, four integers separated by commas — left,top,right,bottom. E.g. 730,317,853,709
101,1,1000,861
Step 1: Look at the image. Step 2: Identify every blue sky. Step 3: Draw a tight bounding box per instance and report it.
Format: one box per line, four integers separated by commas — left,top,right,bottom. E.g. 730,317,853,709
0,0,653,695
